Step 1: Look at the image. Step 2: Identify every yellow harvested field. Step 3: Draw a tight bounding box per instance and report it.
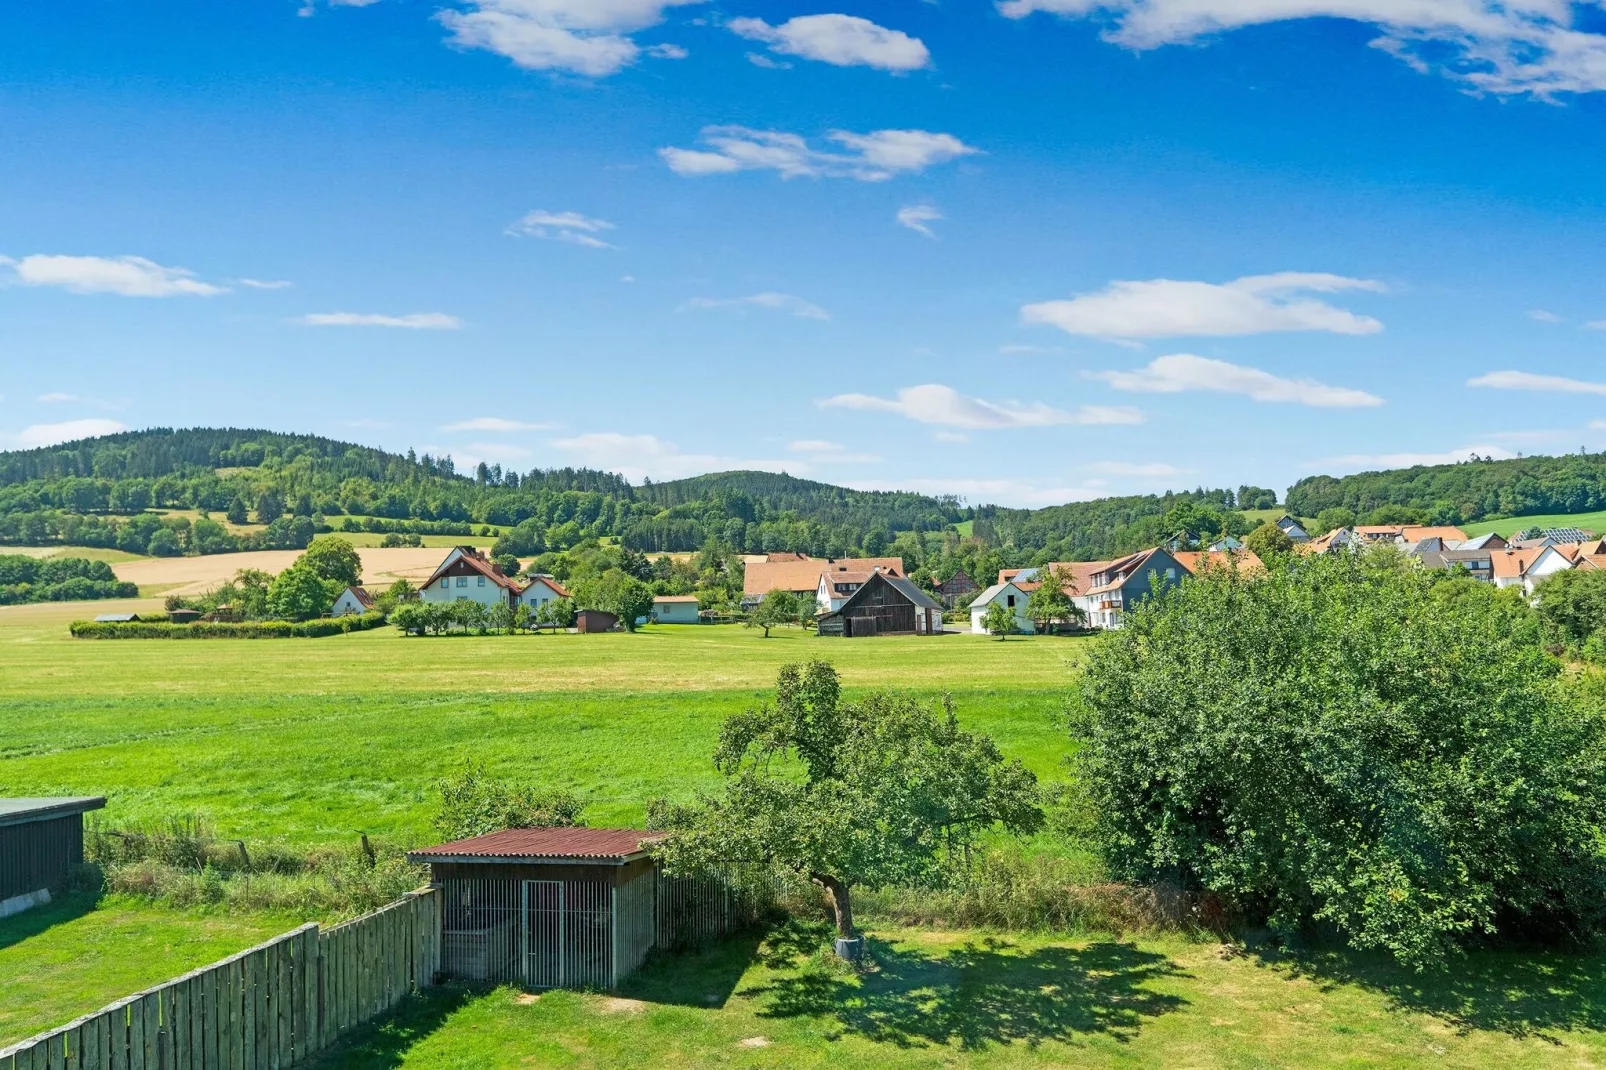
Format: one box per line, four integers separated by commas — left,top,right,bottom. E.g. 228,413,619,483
109,547,449,596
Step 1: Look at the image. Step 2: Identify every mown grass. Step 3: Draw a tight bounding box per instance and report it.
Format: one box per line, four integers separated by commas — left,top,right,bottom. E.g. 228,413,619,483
312,922,1606,1069
1461,510,1606,538
0,892,297,1044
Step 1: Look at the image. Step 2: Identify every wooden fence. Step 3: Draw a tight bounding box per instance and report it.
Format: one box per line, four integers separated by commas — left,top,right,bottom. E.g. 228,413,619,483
0,888,440,1070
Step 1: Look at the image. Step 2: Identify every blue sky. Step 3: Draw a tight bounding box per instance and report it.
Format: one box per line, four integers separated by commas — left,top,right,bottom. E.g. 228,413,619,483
5,1,1606,507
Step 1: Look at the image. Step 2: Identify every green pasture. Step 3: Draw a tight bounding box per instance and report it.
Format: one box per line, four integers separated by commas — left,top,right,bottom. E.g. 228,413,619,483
312,531,494,549
314,923,1606,1070
1462,510,1606,539
3,545,152,564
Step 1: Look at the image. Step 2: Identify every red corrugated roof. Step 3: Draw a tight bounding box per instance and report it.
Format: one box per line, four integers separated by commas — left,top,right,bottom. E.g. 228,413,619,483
408,826,666,861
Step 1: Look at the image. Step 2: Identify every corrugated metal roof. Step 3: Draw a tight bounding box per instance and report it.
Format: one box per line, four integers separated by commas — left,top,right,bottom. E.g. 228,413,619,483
407,826,665,863
0,796,105,828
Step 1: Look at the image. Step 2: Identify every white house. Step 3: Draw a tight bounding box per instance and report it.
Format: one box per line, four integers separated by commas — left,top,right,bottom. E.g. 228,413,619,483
419,546,521,609
970,581,1033,635
650,594,701,624
1492,545,1577,594
516,574,569,614
330,586,375,616
1275,516,1310,541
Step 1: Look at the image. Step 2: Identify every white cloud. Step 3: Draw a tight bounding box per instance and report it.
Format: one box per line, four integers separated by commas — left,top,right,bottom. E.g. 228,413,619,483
729,14,931,71
236,278,293,290
437,0,702,77
746,52,793,69
1585,319,1606,331
848,475,1106,507
9,418,129,449
1085,460,1191,477
442,417,558,432
995,0,1606,97
5,254,227,297
299,312,461,329
680,292,830,319
820,383,1143,430
1312,443,1517,471
897,204,943,238
787,439,881,462
1528,308,1562,323
1467,369,1606,396
660,126,978,181
506,210,617,248
1023,273,1385,339
1093,353,1383,407
933,430,971,443
551,431,799,482
37,392,124,411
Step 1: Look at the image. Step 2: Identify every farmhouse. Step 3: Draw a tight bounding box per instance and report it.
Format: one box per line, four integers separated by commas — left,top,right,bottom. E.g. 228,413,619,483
409,827,753,991
817,571,943,637
1,796,104,919
742,554,903,608
330,586,374,616
816,566,898,613
970,581,1031,634
651,594,700,624
932,568,978,606
420,546,521,609
516,574,569,615
1075,547,1191,630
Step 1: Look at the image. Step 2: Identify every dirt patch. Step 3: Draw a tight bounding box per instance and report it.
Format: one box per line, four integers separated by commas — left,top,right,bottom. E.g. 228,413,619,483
737,1037,771,1048
600,998,647,1015
514,993,540,1005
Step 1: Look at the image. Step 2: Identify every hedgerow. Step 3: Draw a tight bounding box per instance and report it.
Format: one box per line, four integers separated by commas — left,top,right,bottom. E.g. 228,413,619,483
69,611,387,639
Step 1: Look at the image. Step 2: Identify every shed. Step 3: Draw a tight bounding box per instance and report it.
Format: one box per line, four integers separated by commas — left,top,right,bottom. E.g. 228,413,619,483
574,609,619,633
1,797,105,918
168,608,202,624
408,827,751,990
93,613,140,623
817,571,943,638
650,595,700,625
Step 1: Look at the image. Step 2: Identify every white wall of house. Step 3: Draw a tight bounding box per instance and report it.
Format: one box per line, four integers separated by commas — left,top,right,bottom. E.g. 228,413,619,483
330,589,370,616
1522,548,1576,594
651,598,701,624
517,578,564,612
421,573,510,608
970,584,1034,634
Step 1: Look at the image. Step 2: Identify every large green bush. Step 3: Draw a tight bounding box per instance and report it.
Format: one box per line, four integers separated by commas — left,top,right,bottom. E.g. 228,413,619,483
1073,550,1606,968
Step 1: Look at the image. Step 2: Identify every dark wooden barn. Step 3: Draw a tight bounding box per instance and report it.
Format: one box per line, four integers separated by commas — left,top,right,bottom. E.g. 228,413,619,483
408,827,752,990
933,569,978,607
817,571,944,638
574,609,619,634
0,797,104,918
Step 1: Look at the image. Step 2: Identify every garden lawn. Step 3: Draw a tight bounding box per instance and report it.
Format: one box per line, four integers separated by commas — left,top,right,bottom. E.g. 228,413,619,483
313,923,1606,1070
0,893,297,1046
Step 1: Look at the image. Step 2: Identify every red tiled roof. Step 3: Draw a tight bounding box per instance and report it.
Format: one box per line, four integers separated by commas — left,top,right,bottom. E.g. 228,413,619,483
345,586,375,608
653,595,699,603
520,575,570,599
744,556,902,596
422,548,521,593
407,826,666,862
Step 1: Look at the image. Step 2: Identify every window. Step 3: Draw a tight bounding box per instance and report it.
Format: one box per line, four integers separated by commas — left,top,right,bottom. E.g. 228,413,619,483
457,576,468,588
1006,595,1015,608
477,576,486,587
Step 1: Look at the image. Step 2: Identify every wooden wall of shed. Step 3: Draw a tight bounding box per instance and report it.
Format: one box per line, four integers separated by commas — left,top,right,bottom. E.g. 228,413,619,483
0,813,83,900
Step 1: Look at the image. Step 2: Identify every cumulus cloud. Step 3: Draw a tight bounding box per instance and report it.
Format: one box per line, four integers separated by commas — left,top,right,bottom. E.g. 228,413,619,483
1311,443,1517,471
10,418,129,449
551,431,798,482
679,292,830,319
437,0,701,77
1468,370,1606,396
236,278,293,290
995,0,1606,97
729,14,931,71
4,254,227,297
442,417,558,432
506,210,617,248
820,383,1143,430
1528,308,1563,323
1023,273,1385,339
1092,353,1383,407
897,204,943,238
299,312,462,329
660,126,978,181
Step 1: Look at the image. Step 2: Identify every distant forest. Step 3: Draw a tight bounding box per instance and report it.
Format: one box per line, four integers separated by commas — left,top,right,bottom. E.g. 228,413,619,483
3,428,1604,562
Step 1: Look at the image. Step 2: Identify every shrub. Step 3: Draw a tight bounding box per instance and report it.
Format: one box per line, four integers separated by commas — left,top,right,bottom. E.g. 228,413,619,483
71,611,387,639
1074,549,1606,969
434,762,586,840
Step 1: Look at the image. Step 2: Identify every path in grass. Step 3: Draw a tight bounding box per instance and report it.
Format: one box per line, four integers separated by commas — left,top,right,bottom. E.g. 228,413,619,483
0,893,297,1046
312,923,1606,1069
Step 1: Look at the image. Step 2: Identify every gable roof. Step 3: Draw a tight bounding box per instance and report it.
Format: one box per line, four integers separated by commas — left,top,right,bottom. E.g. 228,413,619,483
823,570,942,617
519,574,569,599
744,556,902,596
1457,532,1506,550
970,581,1022,609
1172,549,1265,575
407,826,665,864
339,586,375,608
1084,548,1179,596
652,594,699,603
421,547,521,593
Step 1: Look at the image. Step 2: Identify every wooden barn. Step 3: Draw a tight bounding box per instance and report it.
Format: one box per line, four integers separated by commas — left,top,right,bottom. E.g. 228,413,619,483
0,796,104,918
574,609,619,633
817,571,944,638
408,827,753,990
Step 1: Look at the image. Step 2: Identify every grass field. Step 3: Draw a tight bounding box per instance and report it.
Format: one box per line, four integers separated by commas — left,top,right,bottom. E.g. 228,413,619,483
312,531,495,549
1462,510,1606,539
312,923,1606,1069
0,893,297,1043
4,545,152,564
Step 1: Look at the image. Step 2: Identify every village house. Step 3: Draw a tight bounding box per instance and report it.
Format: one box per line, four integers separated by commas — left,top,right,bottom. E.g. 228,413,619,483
931,568,978,607
650,594,700,624
1074,548,1194,630
1275,515,1310,541
969,580,1032,634
742,553,904,610
1493,544,1582,594
516,574,569,615
420,546,523,609
330,586,375,616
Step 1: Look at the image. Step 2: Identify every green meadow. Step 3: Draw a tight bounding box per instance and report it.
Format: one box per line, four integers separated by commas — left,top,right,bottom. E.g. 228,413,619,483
7,602,1606,1067
1461,510,1606,539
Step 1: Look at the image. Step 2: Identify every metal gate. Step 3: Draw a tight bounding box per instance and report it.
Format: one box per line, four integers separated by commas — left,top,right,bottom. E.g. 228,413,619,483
521,879,613,989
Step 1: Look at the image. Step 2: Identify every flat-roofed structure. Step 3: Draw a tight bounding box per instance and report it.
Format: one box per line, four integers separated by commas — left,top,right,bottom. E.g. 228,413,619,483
0,796,105,918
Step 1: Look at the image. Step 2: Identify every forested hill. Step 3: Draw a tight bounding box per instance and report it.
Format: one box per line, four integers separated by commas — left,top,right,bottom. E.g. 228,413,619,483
1286,450,1606,524
639,471,963,532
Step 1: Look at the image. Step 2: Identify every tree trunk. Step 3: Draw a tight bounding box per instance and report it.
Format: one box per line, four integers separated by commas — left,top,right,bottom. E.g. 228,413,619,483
811,873,855,938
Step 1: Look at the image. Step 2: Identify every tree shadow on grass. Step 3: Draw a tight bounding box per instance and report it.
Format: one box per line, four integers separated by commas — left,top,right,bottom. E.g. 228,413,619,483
0,890,101,952
617,930,766,1009
1242,943,1606,1043
309,985,477,1070
738,920,1189,1051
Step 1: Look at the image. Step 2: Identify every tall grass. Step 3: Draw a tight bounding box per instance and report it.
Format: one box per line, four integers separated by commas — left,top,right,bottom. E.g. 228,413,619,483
84,814,426,919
